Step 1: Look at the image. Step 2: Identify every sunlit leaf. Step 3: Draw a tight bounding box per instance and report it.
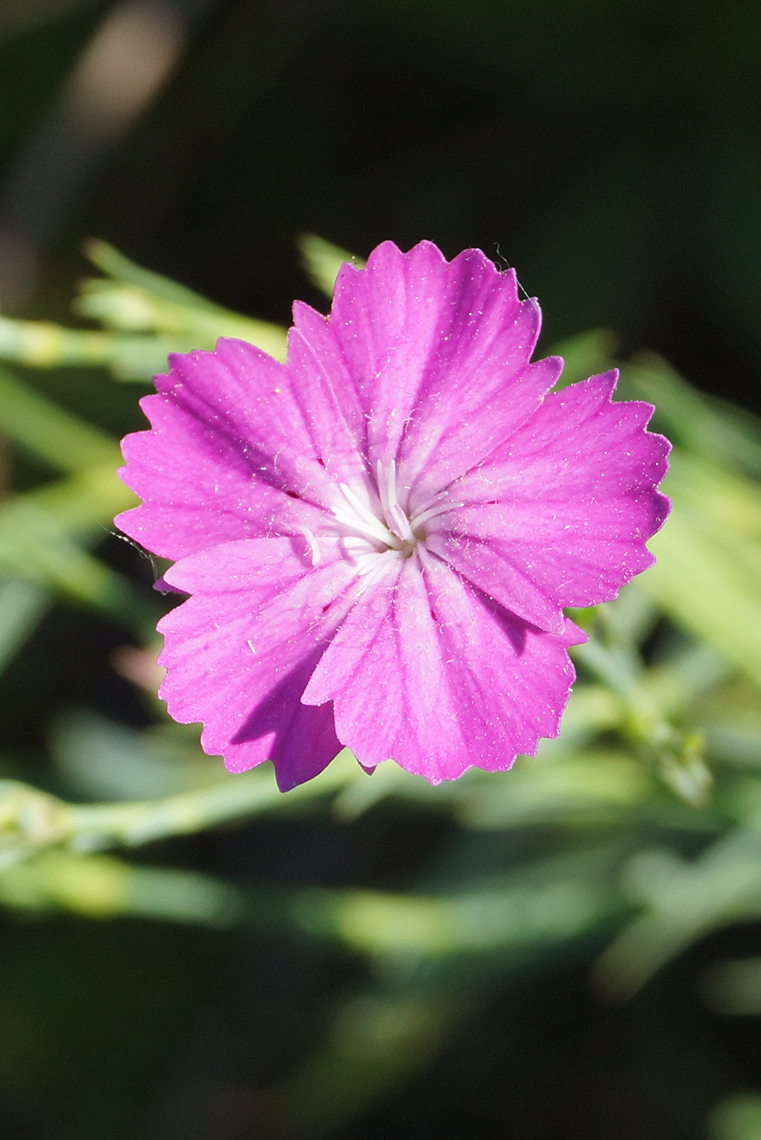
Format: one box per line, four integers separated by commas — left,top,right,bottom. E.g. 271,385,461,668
298,233,365,298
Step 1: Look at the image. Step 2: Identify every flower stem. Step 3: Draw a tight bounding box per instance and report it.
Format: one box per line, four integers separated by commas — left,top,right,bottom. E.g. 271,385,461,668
0,751,360,863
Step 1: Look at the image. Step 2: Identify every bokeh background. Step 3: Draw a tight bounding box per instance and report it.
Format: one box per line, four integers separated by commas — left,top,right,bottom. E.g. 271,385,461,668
2,1,761,1138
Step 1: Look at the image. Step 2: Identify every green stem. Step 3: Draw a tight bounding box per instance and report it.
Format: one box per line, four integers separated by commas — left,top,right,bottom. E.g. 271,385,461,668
69,755,358,848
0,752,361,862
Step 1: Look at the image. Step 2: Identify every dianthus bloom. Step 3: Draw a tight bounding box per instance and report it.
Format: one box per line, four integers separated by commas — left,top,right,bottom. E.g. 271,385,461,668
116,241,670,790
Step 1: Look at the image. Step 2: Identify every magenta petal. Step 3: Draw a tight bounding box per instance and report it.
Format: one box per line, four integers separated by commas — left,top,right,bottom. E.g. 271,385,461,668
329,241,556,489
438,373,671,622
287,302,368,485
117,339,338,559
303,552,586,783
158,537,358,789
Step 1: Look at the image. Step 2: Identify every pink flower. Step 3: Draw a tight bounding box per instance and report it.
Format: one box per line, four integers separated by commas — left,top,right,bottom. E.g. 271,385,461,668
116,241,670,790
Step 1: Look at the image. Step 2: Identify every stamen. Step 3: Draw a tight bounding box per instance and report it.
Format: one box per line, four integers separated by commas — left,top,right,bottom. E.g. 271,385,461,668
376,459,389,514
386,458,399,509
336,483,396,545
296,526,321,566
329,463,427,568
387,502,414,542
409,488,448,518
409,498,459,530
376,457,415,541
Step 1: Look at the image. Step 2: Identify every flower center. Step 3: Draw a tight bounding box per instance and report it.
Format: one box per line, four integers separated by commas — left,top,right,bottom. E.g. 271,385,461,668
337,457,457,556
296,461,456,574
331,460,420,560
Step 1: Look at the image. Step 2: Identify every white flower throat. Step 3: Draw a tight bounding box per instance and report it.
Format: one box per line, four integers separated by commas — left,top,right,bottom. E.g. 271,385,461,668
297,459,454,573
334,460,419,558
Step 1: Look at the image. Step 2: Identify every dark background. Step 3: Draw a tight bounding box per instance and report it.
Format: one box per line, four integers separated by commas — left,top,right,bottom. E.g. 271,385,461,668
4,0,761,409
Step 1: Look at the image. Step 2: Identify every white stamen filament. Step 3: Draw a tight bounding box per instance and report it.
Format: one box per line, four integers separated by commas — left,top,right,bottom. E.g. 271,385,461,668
327,459,453,572
409,498,460,529
296,526,321,566
386,501,414,541
337,482,396,545
376,459,389,513
375,458,417,541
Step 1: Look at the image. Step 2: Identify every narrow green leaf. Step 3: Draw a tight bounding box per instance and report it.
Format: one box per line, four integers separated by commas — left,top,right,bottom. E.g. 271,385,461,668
0,467,149,630
641,450,761,690
548,328,618,388
0,579,50,674
84,238,249,314
0,364,118,471
298,233,364,298
82,239,287,361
